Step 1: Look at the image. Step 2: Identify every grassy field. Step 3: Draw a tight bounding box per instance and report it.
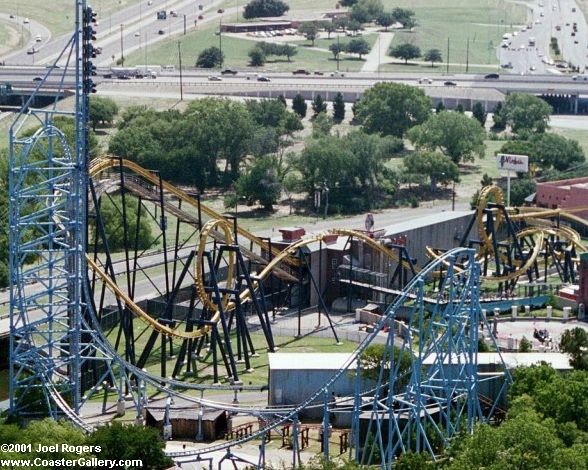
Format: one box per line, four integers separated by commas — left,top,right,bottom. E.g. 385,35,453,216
387,0,527,69
126,26,361,72
0,0,143,35
103,324,357,387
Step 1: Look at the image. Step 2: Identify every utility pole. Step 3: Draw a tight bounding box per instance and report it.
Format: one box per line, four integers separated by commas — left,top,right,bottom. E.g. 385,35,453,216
120,23,124,65
336,34,340,71
219,15,223,68
446,37,450,74
466,37,470,73
183,14,186,35
178,41,184,100
452,181,456,211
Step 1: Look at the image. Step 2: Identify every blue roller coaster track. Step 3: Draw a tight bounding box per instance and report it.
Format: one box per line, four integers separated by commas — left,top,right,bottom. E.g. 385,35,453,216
8,2,511,467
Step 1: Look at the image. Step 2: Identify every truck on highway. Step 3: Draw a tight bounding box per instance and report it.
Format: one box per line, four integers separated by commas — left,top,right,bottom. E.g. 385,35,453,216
136,65,161,77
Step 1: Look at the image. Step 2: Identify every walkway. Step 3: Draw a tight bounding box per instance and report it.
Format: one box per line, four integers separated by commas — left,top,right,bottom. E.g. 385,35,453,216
361,31,394,72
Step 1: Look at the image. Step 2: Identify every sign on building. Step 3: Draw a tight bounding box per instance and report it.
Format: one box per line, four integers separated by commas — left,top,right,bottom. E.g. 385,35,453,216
496,153,529,173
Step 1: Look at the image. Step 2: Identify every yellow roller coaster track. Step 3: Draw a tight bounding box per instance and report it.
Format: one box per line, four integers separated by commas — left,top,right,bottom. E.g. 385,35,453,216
89,156,299,267
426,186,588,283
87,225,416,339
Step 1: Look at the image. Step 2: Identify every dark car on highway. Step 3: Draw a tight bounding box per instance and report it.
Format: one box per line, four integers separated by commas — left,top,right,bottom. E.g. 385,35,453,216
444,80,457,86
292,69,311,75
221,69,238,75
484,73,499,79
257,76,271,82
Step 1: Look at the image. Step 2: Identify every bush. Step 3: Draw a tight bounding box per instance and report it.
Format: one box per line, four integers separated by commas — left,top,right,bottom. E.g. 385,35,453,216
520,336,532,352
196,46,224,68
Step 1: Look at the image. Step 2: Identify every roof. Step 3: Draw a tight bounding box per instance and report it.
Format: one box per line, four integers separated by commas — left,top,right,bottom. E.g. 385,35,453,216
422,352,572,370
146,407,225,421
381,210,474,237
269,352,356,370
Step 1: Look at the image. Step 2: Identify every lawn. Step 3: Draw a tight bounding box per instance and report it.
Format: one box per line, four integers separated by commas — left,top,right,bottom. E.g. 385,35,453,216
126,23,353,72
386,0,527,71
0,0,144,35
103,323,357,388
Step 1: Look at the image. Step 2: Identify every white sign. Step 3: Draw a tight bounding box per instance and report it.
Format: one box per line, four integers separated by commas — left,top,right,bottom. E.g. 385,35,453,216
497,153,529,173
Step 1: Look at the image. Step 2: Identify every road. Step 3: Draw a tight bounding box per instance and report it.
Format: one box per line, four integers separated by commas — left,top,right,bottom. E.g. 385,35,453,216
0,0,223,68
500,0,588,75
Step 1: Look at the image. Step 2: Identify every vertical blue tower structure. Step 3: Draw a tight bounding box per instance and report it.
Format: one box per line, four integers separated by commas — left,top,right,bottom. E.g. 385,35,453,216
8,0,105,418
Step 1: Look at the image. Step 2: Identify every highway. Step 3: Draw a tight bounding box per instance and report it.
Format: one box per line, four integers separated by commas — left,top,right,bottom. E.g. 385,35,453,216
4,65,588,98
0,0,224,68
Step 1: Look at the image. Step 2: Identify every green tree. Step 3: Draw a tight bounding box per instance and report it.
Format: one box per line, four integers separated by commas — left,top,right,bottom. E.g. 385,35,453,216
298,131,399,211
323,21,336,38
292,93,307,117
196,46,224,68
235,156,281,210
435,101,445,113
339,0,358,6
423,48,442,67
346,37,370,59
355,82,431,137
312,94,327,115
408,111,486,164
360,344,412,392
491,101,507,131
277,94,287,107
395,452,432,470
403,150,460,191
248,47,266,66
509,178,536,206
503,93,553,134
349,0,383,23
96,196,154,250
243,0,289,18
377,12,394,30
88,422,173,470
560,327,588,370
329,42,344,60
392,7,416,28
472,102,487,126
447,407,568,470
89,96,119,131
298,22,320,46
312,112,333,137
389,42,421,64
279,43,297,61
531,133,585,171
332,92,345,122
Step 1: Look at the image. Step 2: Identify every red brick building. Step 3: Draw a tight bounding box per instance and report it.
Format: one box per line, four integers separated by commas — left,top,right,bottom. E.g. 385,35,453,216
535,177,588,219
